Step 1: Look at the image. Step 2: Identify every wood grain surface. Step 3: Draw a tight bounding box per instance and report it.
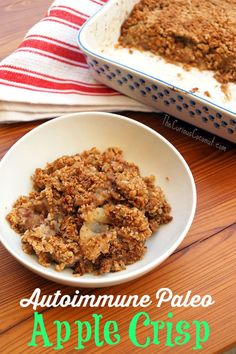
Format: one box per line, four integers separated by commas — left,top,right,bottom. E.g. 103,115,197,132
0,1,236,354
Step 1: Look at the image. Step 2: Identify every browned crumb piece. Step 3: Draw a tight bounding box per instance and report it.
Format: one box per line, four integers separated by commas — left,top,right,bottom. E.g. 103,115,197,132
204,91,211,98
119,0,236,84
221,83,231,101
7,147,172,275
191,88,199,93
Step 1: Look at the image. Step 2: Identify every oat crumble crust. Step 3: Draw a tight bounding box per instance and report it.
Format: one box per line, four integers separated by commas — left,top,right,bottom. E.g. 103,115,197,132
7,148,172,275
119,0,236,84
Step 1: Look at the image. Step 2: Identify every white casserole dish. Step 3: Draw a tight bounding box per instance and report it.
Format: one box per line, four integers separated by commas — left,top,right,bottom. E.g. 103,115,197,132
78,0,236,143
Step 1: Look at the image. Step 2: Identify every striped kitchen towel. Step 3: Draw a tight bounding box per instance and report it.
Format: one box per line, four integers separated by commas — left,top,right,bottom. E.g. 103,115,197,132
0,0,151,122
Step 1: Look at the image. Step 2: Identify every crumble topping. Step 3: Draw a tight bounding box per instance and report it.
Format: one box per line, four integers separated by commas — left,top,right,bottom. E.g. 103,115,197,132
119,0,236,84
7,147,172,275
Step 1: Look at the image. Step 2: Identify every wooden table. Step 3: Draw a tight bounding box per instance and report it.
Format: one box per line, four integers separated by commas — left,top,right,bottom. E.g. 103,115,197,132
0,1,236,353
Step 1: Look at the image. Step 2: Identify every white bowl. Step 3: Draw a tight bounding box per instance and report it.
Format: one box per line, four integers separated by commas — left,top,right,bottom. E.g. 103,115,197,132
0,112,196,287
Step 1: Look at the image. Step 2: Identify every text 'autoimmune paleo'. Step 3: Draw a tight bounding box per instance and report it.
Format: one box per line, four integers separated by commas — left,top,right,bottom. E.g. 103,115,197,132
20,288,215,310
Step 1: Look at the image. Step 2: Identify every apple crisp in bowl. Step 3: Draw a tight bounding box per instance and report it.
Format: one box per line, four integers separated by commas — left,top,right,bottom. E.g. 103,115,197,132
7,147,172,276
0,112,196,287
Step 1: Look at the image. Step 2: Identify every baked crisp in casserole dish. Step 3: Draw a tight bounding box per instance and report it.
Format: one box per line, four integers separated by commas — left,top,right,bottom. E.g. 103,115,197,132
78,0,236,142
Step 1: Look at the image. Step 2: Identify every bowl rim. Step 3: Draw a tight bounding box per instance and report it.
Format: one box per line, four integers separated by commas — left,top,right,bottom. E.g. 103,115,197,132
0,112,197,286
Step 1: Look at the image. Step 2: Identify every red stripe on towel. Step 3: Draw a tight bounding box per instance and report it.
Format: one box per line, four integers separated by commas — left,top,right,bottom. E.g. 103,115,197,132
89,0,104,6
0,65,108,88
0,70,116,94
48,9,87,26
0,79,119,96
19,39,87,64
15,48,88,68
49,6,90,19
